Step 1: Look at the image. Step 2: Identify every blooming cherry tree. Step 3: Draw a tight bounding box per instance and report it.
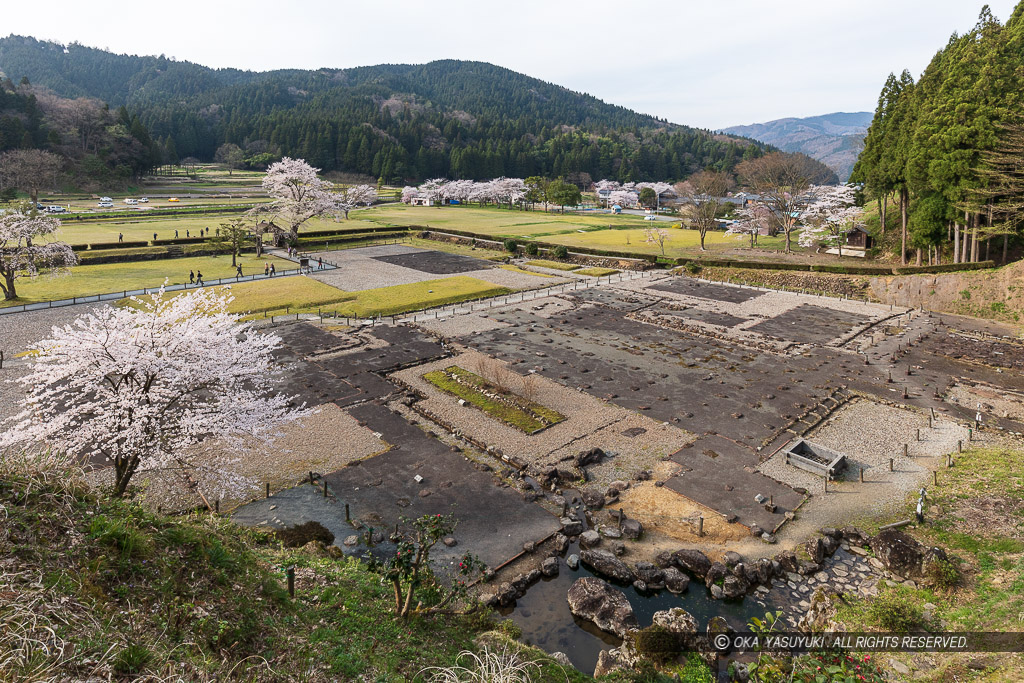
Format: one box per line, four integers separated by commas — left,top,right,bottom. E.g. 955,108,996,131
418,178,448,204
798,184,863,256
0,209,77,301
608,189,638,209
726,203,773,248
0,287,308,498
401,186,419,204
256,157,344,240
644,227,670,256
340,184,378,219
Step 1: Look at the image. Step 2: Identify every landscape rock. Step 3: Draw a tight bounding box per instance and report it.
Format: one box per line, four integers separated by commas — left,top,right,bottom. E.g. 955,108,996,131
600,525,623,539
723,551,743,567
672,548,712,579
776,550,800,574
634,565,666,590
580,530,602,548
662,567,690,593
443,537,458,547
550,652,572,668
496,582,519,606
654,550,674,569
567,577,638,638
593,649,625,678
609,541,626,556
553,532,570,553
798,586,841,632
841,526,869,547
581,488,606,510
621,518,643,540
541,556,560,577
560,517,583,536
870,529,927,578
575,447,606,467
567,553,580,569
805,537,827,564
580,549,636,583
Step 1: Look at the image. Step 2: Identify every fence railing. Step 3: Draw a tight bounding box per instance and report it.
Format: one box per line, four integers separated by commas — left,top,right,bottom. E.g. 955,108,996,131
0,261,338,316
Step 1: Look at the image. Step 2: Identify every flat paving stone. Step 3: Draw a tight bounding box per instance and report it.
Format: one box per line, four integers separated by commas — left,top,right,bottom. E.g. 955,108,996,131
648,278,765,304
372,250,495,274
324,402,560,570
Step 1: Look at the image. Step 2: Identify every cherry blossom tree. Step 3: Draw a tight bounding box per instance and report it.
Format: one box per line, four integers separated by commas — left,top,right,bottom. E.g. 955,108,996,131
726,204,772,249
0,287,308,498
339,184,378,219
798,184,863,256
0,209,76,301
644,227,670,256
608,189,638,209
418,178,448,204
255,157,344,241
441,179,476,204
401,186,419,204
490,177,526,208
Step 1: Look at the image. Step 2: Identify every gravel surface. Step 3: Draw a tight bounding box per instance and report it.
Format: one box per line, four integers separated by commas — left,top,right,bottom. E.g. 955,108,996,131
392,349,692,485
757,398,977,550
107,403,390,513
0,303,109,354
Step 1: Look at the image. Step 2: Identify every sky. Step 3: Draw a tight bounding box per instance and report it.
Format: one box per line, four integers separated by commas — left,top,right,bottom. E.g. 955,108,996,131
2,0,1019,129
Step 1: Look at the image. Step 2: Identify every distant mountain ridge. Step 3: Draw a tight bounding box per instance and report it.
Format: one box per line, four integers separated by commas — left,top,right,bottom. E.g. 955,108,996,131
721,112,872,181
0,35,768,183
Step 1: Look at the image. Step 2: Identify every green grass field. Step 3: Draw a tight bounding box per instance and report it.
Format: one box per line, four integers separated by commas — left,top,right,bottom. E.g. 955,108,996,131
2,254,292,307
542,226,793,257
575,267,619,277
324,277,511,318
423,365,565,433
524,259,580,271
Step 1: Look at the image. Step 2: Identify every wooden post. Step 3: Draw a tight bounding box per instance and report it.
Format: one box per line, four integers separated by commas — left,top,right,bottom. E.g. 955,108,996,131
903,444,908,458
309,471,314,485
286,566,295,598
824,477,828,493
916,428,920,442
323,480,328,497
933,471,938,485
214,500,220,513
697,516,704,537
265,482,270,498
969,428,973,441
618,508,624,531
859,467,864,483
957,440,962,453
769,494,773,507
345,503,350,521
889,458,894,472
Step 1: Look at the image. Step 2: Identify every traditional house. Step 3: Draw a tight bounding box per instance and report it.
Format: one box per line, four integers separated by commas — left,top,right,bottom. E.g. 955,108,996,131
846,225,873,250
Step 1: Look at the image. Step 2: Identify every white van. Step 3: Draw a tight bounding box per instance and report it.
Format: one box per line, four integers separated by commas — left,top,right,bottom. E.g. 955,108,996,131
45,205,67,214
97,201,113,208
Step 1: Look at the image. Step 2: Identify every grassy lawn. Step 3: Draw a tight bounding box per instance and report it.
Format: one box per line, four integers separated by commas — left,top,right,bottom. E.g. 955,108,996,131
423,366,565,433
2,254,293,307
524,259,580,271
358,204,654,237
542,226,794,258
406,237,507,260
575,267,619,277
323,277,511,319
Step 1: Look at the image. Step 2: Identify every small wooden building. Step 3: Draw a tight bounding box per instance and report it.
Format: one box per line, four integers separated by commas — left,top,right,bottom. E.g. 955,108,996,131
846,225,873,250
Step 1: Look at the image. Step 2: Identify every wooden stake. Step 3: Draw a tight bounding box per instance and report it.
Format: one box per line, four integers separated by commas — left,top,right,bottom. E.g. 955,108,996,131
859,467,864,483
957,440,962,453
214,500,220,513
697,516,704,537
889,458,894,472
903,444,908,458
286,566,295,598
345,503,350,521
933,471,938,485
265,482,270,498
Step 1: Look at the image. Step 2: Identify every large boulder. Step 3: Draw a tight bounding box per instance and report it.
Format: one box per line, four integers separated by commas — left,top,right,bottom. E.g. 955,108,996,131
842,526,869,547
662,567,690,593
576,447,606,467
704,561,728,589
541,556,560,577
775,550,800,574
621,518,643,540
559,517,583,536
805,537,827,564
580,549,636,583
580,530,602,548
581,488,606,510
652,607,698,634
720,575,750,599
870,529,925,578
798,586,842,632
672,549,712,579
567,577,638,638
634,563,666,590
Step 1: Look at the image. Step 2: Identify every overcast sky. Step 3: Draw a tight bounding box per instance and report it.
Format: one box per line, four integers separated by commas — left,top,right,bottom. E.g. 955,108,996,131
3,1,1018,129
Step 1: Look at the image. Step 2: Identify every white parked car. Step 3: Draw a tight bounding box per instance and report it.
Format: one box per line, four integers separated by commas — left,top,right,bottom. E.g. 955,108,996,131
643,215,657,221
100,196,112,202
124,198,138,205
97,201,113,208
45,205,67,214
139,197,150,203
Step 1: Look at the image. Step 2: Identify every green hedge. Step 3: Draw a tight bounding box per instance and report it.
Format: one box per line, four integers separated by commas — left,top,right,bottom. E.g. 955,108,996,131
892,260,996,275
78,245,254,265
300,225,411,239
810,263,893,275
72,240,150,252
153,236,214,246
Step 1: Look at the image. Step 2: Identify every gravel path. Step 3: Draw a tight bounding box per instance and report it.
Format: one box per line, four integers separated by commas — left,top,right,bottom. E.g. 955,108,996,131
0,303,108,355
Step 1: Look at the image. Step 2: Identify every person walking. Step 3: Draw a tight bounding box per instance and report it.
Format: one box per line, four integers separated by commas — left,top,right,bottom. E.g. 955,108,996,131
189,270,195,284
318,257,324,270
264,263,270,276
175,229,179,238
236,264,243,278
153,233,157,242
196,270,204,286
270,263,276,276
186,229,190,237
118,232,123,243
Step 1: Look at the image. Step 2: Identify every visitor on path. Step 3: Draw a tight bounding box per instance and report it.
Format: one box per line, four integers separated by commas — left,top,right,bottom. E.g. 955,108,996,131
118,233,123,243
318,257,323,270
270,263,276,276
236,265,243,278
153,233,157,241
175,230,179,238
264,263,270,276
196,270,204,286
189,270,195,284
187,230,190,237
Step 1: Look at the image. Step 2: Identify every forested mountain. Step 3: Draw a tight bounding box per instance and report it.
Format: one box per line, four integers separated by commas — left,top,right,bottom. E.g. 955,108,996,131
0,36,765,183
852,3,1024,265
722,112,872,181
0,76,161,190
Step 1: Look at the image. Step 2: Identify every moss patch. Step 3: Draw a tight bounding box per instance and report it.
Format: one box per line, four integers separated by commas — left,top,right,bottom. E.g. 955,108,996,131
423,366,565,434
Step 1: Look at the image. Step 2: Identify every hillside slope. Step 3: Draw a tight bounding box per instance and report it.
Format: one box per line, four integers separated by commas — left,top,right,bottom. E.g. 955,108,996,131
721,112,871,181
0,35,765,183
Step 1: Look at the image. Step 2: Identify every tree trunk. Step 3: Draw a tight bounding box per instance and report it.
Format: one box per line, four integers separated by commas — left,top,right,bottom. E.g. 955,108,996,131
971,219,979,263
1,271,16,300
915,248,922,266
900,190,908,266
962,212,970,263
953,224,960,264
880,194,887,236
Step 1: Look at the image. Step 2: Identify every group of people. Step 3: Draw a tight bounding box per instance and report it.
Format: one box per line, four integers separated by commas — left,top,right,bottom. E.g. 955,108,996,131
188,270,204,286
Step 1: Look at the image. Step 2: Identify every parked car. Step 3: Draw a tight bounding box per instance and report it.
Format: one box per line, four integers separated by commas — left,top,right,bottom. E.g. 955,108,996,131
45,205,67,214
139,197,149,203
168,197,180,202
97,201,113,208
100,196,112,202
643,215,657,221
124,198,138,205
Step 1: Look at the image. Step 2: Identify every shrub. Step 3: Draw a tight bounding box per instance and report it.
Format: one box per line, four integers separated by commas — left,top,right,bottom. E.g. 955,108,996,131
113,643,153,675
632,624,682,664
684,261,702,274
524,242,539,256
552,245,569,259
274,521,335,548
928,556,961,589
868,585,924,631
503,238,519,253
